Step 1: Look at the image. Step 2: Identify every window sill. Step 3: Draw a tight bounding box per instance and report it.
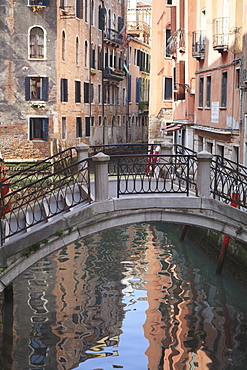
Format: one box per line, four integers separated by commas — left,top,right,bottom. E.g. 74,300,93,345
204,107,211,110
197,107,203,110
219,106,227,110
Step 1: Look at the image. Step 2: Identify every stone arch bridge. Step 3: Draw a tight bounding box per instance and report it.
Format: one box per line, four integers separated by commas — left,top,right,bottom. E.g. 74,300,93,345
0,143,246,291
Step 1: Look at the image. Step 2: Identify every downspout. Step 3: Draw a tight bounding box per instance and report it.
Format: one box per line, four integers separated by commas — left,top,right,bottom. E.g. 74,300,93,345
101,1,105,144
89,0,92,139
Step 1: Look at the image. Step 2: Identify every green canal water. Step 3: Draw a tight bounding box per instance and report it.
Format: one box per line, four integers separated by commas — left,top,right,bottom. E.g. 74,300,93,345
1,222,247,369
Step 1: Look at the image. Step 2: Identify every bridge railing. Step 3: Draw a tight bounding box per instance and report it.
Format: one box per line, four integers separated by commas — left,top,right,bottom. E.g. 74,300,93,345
211,155,247,210
106,154,197,197
0,157,90,244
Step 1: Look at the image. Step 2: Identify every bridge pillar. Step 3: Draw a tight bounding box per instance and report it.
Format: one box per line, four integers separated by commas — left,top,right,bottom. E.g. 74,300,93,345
75,143,89,161
92,152,110,202
160,141,173,156
197,151,213,198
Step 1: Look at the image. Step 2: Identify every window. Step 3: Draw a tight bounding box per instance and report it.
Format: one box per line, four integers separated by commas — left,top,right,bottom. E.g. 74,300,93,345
61,78,68,102
199,76,204,107
128,75,132,102
163,77,172,100
84,82,93,103
98,84,101,104
91,0,94,25
123,88,126,105
98,116,102,125
25,77,48,101
136,77,141,103
29,27,45,59
206,76,211,107
221,71,227,107
98,5,105,30
98,46,102,70
165,28,172,58
76,0,82,18
28,0,49,5
75,80,81,103
62,30,66,61
85,41,88,67
85,0,88,22
29,117,48,140
76,37,79,65
85,117,90,136
167,0,172,4
91,44,96,69
236,68,240,89
62,117,66,139
76,117,82,137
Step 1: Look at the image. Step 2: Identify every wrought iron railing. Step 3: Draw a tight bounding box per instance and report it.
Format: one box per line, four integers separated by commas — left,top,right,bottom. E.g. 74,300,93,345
6,147,76,189
3,143,247,244
211,156,247,210
114,154,197,197
0,157,90,244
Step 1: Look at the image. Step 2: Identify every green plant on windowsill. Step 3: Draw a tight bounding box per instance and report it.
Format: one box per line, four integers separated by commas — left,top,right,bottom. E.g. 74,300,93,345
32,5,43,12
29,102,45,109
139,100,146,111
91,70,97,75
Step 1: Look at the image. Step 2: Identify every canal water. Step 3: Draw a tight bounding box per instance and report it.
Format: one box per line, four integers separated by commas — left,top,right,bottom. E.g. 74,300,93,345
1,222,247,370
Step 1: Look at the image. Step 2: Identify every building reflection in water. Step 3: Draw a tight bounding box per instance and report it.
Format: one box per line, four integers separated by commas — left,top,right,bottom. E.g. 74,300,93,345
0,223,246,369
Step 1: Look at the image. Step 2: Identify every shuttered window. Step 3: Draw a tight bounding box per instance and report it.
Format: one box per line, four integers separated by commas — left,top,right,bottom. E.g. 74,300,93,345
84,82,94,103
221,71,227,107
199,77,204,107
163,77,172,100
29,117,48,141
85,117,90,136
25,77,49,101
128,75,132,102
136,77,141,103
76,117,82,137
61,78,68,102
75,80,81,103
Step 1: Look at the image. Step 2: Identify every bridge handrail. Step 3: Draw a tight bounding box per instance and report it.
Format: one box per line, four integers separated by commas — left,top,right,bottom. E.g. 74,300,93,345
107,153,197,197
211,155,247,210
6,147,76,190
0,157,90,244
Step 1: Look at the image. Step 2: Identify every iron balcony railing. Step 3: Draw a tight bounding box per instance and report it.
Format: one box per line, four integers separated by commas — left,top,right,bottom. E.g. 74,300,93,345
104,29,123,45
213,17,229,51
192,30,206,59
103,67,125,81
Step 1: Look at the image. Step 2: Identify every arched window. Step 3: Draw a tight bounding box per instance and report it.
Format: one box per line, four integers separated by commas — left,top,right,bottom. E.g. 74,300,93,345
85,40,88,67
108,9,111,30
29,26,45,59
85,0,88,22
91,0,94,25
62,30,66,61
76,36,79,65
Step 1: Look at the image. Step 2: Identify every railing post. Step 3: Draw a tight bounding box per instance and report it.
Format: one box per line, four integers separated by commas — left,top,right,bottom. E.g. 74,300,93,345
197,150,213,198
160,141,173,156
92,152,110,202
75,143,89,162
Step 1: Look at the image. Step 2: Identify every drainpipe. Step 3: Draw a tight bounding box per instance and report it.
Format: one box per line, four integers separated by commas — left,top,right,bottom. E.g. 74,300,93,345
89,0,93,139
101,1,105,144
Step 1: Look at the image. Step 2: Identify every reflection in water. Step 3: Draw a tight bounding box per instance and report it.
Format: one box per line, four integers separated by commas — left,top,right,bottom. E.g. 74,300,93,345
0,223,247,369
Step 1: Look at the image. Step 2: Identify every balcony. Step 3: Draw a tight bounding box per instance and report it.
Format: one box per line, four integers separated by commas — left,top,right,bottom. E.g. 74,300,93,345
213,17,229,53
103,67,125,82
104,29,123,47
192,31,205,60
